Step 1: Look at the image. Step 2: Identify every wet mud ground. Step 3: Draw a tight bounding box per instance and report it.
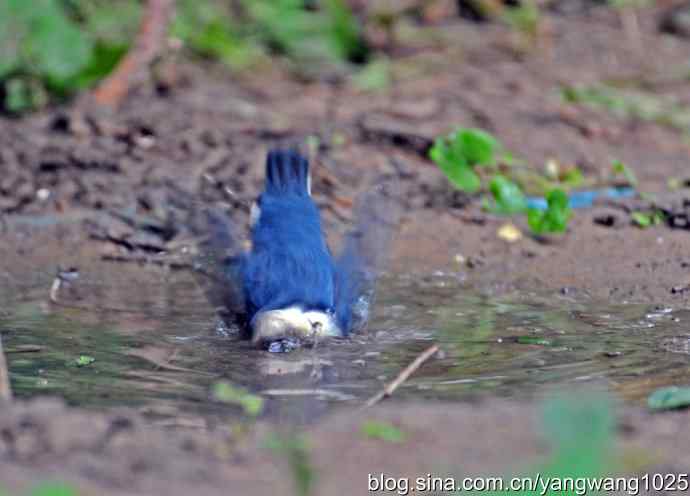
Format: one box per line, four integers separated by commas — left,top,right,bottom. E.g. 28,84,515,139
4,2,690,494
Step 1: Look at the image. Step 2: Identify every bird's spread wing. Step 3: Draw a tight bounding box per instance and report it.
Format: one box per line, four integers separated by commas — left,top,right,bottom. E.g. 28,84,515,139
190,206,247,330
334,176,401,334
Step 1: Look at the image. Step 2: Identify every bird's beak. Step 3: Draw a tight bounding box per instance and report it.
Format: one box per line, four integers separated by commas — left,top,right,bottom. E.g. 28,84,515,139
251,308,340,348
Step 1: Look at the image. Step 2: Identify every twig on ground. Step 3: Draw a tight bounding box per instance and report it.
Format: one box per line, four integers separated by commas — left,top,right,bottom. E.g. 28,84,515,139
363,343,440,409
0,335,12,402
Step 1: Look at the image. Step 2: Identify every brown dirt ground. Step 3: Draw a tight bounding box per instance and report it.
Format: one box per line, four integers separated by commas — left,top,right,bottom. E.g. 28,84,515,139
3,2,690,494
2,397,690,496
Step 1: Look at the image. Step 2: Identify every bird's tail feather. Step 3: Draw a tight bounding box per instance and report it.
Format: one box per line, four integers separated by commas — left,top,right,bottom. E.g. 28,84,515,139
265,148,310,197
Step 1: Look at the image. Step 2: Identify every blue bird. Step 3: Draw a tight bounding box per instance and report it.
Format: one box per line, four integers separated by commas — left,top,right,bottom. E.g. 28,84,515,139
194,148,399,349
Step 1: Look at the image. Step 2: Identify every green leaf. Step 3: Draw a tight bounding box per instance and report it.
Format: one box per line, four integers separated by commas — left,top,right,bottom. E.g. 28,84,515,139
68,42,127,91
5,78,32,113
0,1,22,78
361,420,406,443
488,175,527,214
23,2,93,83
561,167,584,188
30,483,78,496
75,355,95,367
540,393,614,476
516,336,552,346
454,128,498,167
612,160,638,187
527,189,572,234
631,211,651,228
648,386,690,410
265,433,314,496
325,0,367,62
430,128,501,192
439,160,481,192
353,58,390,92
212,381,264,417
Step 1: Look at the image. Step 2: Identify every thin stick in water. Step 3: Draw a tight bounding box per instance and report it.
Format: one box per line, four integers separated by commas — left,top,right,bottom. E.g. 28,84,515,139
363,344,439,409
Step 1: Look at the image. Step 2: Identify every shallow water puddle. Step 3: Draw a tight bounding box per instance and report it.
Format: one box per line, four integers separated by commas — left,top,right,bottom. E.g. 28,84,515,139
1,268,689,424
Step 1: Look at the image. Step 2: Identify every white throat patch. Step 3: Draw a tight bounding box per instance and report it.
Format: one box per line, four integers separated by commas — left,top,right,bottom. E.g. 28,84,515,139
251,306,340,346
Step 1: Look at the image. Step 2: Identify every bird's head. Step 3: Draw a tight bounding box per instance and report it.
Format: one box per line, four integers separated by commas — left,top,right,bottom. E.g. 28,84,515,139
250,306,341,348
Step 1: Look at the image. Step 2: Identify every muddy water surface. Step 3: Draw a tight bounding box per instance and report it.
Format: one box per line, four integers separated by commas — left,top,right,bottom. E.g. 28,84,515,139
2,266,689,426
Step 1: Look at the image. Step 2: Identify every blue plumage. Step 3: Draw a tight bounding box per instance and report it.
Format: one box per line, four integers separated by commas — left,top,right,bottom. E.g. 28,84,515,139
195,147,399,347
243,149,335,322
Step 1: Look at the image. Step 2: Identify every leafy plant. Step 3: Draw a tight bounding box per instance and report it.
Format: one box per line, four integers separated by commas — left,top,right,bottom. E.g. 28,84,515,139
212,381,263,417
611,160,638,187
265,433,315,496
630,208,664,228
481,394,615,496
75,355,95,367
361,420,406,443
487,175,527,214
502,0,541,44
631,211,651,228
172,0,259,68
30,483,78,496
353,58,390,92
561,84,690,132
0,0,137,112
237,0,367,72
527,189,572,234
429,128,500,193
324,0,368,63
0,0,93,111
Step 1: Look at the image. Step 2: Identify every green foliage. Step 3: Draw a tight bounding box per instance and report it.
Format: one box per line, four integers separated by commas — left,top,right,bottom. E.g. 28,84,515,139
212,381,263,417
172,0,258,68
487,175,527,214
238,0,366,71
324,0,368,63
611,160,638,187
0,0,93,110
75,355,95,367
432,128,573,232
172,0,367,74
430,128,499,192
0,0,136,112
0,482,79,496
30,483,78,496
266,433,315,496
648,386,690,410
631,209,663,229
482,394,615,496
353,58,390,92
527,189,572,234
539,394,614,479
502,0,540,38
66,0,140,45
631,211,651,228
561,84,690,132
361,420,407,443
516,336,552,346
